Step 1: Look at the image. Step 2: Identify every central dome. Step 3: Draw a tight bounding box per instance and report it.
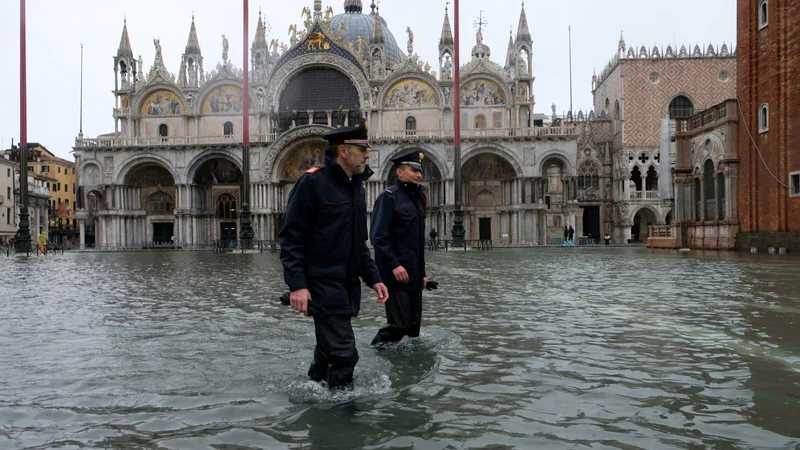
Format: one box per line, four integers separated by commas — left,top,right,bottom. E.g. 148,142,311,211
329,1,405,68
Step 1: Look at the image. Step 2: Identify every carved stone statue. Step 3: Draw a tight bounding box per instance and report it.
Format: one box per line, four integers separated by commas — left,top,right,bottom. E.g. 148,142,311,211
551,103,557,120
476,27,483,45
222,34,229,62
153,38,162,56
256,89,265,112
188,60,197,87
443,86,451,104
406,27,414,55
371,54,382,78
442,54,452,79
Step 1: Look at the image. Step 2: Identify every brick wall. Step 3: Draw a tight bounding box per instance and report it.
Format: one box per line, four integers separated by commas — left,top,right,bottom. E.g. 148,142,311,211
737,0,800,236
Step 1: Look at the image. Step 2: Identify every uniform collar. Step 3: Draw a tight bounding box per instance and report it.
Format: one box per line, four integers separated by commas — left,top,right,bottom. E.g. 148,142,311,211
395,178,421,194
325,156,374,185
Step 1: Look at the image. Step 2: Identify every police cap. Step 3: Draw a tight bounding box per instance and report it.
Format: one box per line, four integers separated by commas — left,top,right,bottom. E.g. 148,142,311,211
391,152,424,172
322,120,371,148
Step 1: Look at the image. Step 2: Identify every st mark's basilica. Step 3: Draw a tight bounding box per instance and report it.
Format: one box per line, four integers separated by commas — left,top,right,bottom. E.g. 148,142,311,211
72,0,737,248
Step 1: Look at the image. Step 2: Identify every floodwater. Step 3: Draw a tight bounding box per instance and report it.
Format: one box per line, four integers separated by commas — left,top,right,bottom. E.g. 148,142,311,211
1,248,799,449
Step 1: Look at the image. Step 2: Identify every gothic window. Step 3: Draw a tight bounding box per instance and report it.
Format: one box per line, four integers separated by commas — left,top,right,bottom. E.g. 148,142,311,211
145,191,173,213
630,166,642,191
577,163,599,189
613,100,620,120
223,121,233,136
759,1,768,29
668,95,694,119
703,159,716,220
759,104,769,133
405,116,417,136
645,166,658,191
217,194,237,219
158,124,168,137
278,68,360,130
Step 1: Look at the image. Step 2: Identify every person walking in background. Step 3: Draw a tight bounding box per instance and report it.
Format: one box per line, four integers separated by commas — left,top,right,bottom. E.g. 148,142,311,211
370,153,429,346
568,226,575,242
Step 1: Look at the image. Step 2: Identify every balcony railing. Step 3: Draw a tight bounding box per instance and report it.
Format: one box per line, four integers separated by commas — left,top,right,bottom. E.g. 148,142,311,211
629,190,660,200
373,126,577,140
677,100,733,134
75,134,278,148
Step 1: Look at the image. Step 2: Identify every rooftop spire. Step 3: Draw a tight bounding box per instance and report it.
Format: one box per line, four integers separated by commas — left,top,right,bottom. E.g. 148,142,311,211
117,18,133,58
515,1,531,43
439,3,454,46
253,9,268,48
185,15,201,53
371,5,384,43
505,27,515,68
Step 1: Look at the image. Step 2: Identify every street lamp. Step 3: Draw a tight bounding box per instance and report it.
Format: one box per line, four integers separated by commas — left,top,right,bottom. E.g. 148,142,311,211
450,0,465,246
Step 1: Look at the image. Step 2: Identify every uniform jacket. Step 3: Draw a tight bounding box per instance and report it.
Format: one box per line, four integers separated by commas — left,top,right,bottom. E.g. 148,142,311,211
370,179,426,292
278,156,382,316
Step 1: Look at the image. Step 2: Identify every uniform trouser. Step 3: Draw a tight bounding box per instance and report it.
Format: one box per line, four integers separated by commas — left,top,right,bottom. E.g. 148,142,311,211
371,290,423,345
308,314,359,390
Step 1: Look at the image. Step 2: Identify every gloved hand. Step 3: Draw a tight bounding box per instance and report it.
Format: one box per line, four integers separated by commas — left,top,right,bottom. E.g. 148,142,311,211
425,280,439,291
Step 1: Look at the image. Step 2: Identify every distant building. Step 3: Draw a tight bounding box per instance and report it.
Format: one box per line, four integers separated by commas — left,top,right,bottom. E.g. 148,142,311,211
2,144,78,243
735,0,800,250
592,35,736,243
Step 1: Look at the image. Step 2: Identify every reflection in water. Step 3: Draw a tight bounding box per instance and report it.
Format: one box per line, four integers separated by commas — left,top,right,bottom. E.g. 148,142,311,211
0,248,799,448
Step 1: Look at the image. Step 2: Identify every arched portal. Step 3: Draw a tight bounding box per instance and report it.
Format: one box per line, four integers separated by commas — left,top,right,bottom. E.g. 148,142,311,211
124,163,176,246
460,152,518,243
632,207,658,242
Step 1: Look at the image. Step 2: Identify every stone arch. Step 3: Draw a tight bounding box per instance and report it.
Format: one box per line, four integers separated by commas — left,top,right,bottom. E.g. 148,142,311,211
631,205,660,240
537,150,574,177
114,154,179,185
380,145,448,180
186,151,243,185
379,72,443,108
135,84,186,116
264,124,333,180
693,132,726,172
266,55,371,114
461,144,523,178
631,204,661,223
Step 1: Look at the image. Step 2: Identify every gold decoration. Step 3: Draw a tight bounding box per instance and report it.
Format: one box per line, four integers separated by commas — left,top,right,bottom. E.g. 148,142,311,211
419,152,424,162
307,32,330,51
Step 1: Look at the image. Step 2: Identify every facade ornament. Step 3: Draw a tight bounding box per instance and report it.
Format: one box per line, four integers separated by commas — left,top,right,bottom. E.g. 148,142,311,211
221,34,229,62
406,27,414,56
442,54,452,79
288,24,298,46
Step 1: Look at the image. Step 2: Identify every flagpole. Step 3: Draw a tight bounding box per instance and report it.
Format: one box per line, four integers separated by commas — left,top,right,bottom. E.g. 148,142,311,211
239,0,254,247
450,0,465,246
15,0,32,253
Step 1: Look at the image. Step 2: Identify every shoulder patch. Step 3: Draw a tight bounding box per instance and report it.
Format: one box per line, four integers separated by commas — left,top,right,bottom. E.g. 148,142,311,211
385,186,398,194
305,166,324,174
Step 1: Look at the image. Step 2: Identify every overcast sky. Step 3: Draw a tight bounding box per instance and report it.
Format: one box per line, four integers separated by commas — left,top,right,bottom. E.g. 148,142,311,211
0,0,735,160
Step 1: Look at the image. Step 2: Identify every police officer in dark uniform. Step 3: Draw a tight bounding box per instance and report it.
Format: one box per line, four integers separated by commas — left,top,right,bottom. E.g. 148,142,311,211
278,120,389,390
370,152,428,345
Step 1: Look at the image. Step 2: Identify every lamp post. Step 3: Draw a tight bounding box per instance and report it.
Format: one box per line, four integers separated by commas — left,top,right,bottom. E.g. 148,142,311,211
449,0,465,247
14,0,32,253
239,0,254,248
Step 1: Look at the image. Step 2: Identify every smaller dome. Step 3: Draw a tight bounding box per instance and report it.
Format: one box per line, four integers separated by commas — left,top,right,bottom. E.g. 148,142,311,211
344,0,363,13
472,43,491,60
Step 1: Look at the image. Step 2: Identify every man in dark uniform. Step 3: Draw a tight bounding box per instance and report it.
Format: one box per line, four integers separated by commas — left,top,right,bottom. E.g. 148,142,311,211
370,152,428,345
278,120,389,390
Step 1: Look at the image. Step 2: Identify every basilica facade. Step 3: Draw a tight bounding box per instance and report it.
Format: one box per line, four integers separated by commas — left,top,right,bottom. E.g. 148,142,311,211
72,0,734,248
